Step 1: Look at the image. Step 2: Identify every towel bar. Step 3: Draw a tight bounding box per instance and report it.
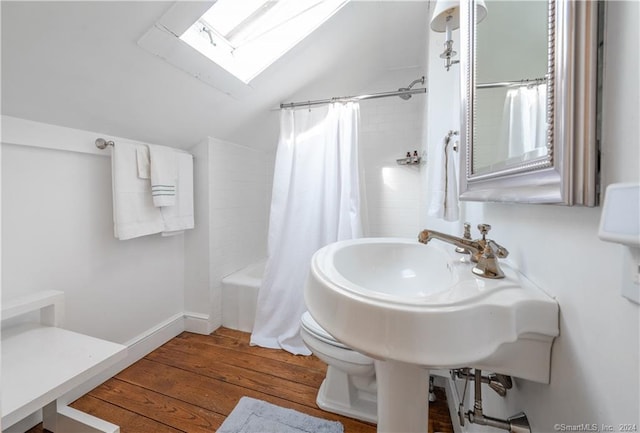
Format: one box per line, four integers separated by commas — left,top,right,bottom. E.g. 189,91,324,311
97,138,193,157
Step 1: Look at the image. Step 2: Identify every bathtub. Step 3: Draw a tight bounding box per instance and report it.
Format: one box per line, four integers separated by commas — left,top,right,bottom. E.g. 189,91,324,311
221,260,265,332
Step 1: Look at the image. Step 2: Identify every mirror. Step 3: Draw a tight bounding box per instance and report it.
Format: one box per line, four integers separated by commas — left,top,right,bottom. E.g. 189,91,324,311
473,1,548,175
459,0,601,205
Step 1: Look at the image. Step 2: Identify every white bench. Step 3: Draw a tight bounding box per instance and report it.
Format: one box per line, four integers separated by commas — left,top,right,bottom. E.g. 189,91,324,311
1,290,127,432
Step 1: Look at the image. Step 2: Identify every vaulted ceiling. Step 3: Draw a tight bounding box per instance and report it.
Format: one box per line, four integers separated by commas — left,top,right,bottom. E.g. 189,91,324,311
1,1,429,150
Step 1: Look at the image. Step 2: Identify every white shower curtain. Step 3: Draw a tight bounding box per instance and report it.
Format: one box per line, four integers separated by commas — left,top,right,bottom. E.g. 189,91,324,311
499,83,548,160
250,102,363,355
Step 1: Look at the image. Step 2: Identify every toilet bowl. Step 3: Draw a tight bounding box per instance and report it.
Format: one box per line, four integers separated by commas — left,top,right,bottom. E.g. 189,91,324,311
300,311,377,423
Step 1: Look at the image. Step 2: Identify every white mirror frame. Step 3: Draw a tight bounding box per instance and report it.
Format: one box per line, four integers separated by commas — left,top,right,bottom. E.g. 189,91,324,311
459,0,601,206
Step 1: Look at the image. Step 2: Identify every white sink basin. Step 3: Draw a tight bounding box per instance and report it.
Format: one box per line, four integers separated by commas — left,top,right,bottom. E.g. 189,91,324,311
304,237,559,382
331,239,454,299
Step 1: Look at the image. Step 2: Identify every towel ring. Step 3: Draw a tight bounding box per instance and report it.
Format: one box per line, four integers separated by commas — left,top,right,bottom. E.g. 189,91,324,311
445,130,459,152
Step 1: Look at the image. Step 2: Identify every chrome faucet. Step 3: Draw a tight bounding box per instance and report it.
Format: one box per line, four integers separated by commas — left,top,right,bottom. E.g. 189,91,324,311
418,224,509,279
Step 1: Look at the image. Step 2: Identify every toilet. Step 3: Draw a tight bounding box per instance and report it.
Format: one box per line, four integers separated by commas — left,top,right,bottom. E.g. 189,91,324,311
300,311,377,423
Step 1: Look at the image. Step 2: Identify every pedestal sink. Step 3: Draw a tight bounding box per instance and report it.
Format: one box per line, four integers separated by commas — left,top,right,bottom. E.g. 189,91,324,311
304,237,559,433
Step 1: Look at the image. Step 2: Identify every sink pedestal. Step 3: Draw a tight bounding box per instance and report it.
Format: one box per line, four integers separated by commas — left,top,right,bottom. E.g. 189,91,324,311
374,360,429,433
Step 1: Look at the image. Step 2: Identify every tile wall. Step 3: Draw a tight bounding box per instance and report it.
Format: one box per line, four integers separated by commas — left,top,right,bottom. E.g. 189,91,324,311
359,72,426,238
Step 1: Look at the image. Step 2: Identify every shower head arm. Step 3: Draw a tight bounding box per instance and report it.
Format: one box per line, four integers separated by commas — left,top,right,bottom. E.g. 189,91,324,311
406,76,425,90
397,76,426,100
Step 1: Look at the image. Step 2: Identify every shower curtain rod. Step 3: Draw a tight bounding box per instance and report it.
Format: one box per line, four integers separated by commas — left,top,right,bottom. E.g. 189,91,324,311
278,86,426,110
477,76,547,89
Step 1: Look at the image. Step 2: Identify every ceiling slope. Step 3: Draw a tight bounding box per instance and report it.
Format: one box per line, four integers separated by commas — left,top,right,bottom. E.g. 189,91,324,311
1,1,428,150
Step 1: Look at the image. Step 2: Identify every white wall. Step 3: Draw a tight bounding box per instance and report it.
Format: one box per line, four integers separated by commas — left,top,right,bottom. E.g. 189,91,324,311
183,138,212,332
209,139,272,278
183,137,272,331
421,19,462,237
425,1,639,429
0,118,273,376
1,119,185,345
360,68,426,238
209,138,272,325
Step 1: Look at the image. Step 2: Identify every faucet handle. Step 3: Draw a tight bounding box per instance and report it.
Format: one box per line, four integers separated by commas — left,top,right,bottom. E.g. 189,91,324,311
455,223,472,254
463,222,471,239
488,240,509,258
476,224,508,258
477,223,491,239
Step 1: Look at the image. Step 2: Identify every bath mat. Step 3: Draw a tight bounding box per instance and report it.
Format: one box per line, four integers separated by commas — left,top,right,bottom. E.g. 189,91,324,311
217,396,344,433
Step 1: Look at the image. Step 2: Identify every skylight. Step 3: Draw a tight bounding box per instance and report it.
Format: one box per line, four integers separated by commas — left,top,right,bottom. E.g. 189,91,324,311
179,0,349,84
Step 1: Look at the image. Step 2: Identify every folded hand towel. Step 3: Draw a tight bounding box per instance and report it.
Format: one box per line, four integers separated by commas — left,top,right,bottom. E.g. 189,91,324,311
161,150,194,234
148,145,178,207
112,142,164,240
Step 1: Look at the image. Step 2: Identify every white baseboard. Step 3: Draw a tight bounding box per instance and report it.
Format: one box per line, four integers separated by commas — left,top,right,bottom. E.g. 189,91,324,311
184,311,215,335
3,412,42,433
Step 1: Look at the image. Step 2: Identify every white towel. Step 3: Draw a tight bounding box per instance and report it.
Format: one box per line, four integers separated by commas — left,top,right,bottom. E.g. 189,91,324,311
136,146,150,179
148,144,178,207
427,135,459,222
500,83,547,159
111,142,165,240
443,140,459,221
534,84,548,149
160,151,194,235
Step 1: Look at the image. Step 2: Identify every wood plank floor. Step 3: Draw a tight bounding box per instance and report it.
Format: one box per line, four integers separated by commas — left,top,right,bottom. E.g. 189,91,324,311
29,327,453,433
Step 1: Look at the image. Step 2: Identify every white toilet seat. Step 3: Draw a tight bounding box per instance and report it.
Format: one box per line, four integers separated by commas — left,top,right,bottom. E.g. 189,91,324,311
301,311,350,349
301,311,374,367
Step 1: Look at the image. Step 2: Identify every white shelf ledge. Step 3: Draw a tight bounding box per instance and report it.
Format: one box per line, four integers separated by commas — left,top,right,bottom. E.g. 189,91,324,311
1,291,127,431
